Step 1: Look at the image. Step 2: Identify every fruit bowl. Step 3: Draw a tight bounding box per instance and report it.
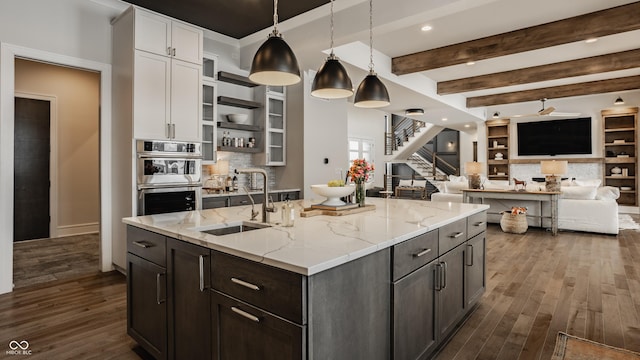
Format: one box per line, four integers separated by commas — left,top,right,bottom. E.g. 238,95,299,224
310,184,356,206
226,114,250,124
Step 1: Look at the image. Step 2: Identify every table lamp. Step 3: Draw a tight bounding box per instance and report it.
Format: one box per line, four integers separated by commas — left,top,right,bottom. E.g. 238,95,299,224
465,161,484,189
540,160,567,192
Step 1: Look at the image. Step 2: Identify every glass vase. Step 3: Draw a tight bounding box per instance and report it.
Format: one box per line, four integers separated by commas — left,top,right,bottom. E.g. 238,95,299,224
355,182,366,207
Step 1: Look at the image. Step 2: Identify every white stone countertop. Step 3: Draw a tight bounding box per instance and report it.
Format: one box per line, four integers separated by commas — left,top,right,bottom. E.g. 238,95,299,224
123,197,489,276
202,188,301,198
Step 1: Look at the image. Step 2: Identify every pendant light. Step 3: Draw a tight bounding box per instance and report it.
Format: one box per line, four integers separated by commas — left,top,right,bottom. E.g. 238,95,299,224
354,0,390,108
249,0,301,86
311,0,353,99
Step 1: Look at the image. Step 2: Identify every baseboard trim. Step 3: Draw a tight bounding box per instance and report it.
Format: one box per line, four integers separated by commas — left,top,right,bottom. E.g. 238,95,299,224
57,222,99,237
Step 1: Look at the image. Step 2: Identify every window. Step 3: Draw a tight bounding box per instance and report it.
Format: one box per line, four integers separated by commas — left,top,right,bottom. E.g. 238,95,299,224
349,138,375,182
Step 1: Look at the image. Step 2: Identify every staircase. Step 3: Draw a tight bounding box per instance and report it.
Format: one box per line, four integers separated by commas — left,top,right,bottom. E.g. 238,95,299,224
384,116,459,198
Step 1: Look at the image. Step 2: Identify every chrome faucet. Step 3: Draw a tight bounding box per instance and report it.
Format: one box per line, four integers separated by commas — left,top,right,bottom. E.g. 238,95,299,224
235,168,276,223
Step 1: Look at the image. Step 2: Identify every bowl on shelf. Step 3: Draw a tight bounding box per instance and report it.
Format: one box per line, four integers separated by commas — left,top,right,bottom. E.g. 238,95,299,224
310,184,356,206
226,114,250,124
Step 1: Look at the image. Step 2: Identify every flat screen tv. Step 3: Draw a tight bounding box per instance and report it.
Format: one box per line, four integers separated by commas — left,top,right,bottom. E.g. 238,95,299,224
517,117,592,156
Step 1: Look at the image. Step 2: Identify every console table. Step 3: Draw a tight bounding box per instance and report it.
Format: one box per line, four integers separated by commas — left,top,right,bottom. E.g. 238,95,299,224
462,189,560,235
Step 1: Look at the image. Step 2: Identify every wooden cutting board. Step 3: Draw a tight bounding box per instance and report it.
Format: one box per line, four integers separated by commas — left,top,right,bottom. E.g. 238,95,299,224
300,204,376,217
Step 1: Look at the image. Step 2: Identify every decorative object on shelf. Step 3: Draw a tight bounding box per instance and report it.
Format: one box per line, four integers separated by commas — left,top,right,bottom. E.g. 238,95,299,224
513,178,527,191
621,186,632,191
354,0,390,108
348,158,374,207
540,160,568,192
405,108,424,116
611,166,622,176
226,114,250,124
613,139,626,144
500,207,528,234
465,161,484,189
493,140,498,148
494,152,504,160
623,168,629,177
614,96,625,105
311,0,353,99
617,151,630,158
249,0,301,86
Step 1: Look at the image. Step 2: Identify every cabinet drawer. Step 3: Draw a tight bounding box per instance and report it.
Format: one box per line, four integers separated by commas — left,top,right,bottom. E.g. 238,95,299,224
127,226,166,266
211,251,306,324
438,218,467,256
202,196,228,209
392,230,438,281
229,194,265,207
467,211,487,239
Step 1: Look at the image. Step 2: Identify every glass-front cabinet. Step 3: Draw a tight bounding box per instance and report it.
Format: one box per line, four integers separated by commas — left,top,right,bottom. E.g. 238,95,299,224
255,87,286,166
202,53,218,164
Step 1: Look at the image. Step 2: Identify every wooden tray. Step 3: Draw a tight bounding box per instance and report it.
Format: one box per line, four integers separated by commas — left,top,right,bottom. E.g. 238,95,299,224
300,204,376,217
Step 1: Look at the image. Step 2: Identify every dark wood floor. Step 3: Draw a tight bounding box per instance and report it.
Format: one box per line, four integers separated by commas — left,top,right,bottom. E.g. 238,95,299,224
13,233,100,288
2,224,640,359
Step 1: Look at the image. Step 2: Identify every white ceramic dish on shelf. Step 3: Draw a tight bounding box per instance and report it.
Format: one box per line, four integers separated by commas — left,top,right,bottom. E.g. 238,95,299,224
226,114,249,124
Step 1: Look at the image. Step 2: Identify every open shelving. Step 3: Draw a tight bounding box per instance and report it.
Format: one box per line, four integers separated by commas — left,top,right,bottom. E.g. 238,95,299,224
485,119,510,180
602,107,639,206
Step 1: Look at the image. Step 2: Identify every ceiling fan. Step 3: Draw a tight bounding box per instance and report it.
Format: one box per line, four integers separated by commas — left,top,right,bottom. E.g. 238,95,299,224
504,98,581,118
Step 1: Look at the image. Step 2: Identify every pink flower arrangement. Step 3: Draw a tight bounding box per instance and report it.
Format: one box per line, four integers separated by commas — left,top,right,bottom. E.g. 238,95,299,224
348,159,374,184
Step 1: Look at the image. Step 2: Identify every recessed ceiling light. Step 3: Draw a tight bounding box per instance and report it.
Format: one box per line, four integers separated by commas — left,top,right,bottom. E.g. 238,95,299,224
421,25,432,32
585,38,598,43
466,61,475,66
441,117,448,121
464,124,470,128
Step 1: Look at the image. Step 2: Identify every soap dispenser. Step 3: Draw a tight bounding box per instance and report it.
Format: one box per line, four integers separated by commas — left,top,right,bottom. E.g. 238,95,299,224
281,200,295,227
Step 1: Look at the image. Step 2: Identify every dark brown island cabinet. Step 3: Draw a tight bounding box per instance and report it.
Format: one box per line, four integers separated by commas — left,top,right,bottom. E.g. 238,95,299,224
126,210,486,360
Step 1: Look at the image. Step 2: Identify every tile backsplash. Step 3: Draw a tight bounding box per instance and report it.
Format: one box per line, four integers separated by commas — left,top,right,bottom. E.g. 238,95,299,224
203,152,277,190
510,162,603,183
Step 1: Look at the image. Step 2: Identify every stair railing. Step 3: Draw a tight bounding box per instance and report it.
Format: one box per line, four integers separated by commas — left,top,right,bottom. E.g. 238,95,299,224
385,117,426,155
417,147,458,177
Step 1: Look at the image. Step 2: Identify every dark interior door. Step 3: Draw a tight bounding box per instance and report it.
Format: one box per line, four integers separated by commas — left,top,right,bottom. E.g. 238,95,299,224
14,97,50,241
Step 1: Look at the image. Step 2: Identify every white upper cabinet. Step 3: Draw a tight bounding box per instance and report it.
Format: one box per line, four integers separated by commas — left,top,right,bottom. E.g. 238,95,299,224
133,51,172,140
170,60,202,141
134,8,203,65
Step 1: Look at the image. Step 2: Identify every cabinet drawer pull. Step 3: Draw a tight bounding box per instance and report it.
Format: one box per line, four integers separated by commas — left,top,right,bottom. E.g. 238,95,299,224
231,277,261,291
466,244,474,266
474,221,486,227
231,306,260,322
414,248,432,258
449,232,464,239
441,261,448,289
156,273,165,305
172,47,176,57
167,46,172,56
199,255,208,292
132,241,152,248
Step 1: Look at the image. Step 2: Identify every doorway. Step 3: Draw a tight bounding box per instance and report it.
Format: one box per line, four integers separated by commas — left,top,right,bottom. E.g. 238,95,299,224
12,59,101,288
13,97,51,241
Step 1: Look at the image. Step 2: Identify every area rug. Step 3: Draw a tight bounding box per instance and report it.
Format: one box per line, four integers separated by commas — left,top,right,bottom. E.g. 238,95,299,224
619,214,640,230
551,332,640,360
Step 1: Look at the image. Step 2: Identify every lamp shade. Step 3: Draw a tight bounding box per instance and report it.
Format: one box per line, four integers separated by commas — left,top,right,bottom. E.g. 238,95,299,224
354,71,390,108
249,33,301,86
311,55,354,99
540,160,567,175
465,161,483,175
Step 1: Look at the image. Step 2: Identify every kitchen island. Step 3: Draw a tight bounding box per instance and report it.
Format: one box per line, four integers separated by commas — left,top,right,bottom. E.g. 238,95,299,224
123,197,488,360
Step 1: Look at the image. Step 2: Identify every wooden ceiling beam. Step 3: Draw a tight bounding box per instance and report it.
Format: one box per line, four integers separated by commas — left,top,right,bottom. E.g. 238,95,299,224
437,49,640,95
466,75,640,107
392,2,640,75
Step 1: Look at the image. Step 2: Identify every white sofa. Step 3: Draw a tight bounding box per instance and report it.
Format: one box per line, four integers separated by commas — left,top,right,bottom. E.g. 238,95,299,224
431,177,620,235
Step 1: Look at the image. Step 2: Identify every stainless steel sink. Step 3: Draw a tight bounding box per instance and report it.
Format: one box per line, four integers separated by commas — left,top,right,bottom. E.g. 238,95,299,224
194,221,271,236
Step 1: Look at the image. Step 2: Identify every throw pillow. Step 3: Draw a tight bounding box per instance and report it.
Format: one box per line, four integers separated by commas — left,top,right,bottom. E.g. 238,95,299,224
448,175,467,183
412,180,427,188
574,178,602,187
596,186,620,200
445,181,468,194
398,179,412,187
561,185,597,200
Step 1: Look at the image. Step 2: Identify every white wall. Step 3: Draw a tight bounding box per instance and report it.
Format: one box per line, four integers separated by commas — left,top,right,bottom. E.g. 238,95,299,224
0,0,120,294
347,106,387,188
303,71,349,200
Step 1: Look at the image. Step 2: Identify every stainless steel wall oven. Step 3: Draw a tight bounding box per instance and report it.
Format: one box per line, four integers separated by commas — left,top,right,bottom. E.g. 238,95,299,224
136,140,202,215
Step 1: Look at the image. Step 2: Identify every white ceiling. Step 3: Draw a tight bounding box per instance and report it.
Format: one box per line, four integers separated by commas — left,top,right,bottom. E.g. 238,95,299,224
236,0,640,131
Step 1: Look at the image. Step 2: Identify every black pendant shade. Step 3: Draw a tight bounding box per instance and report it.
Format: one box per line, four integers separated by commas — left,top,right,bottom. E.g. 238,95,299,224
311,55,354,99
354,70,390,108
249,31,301,86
